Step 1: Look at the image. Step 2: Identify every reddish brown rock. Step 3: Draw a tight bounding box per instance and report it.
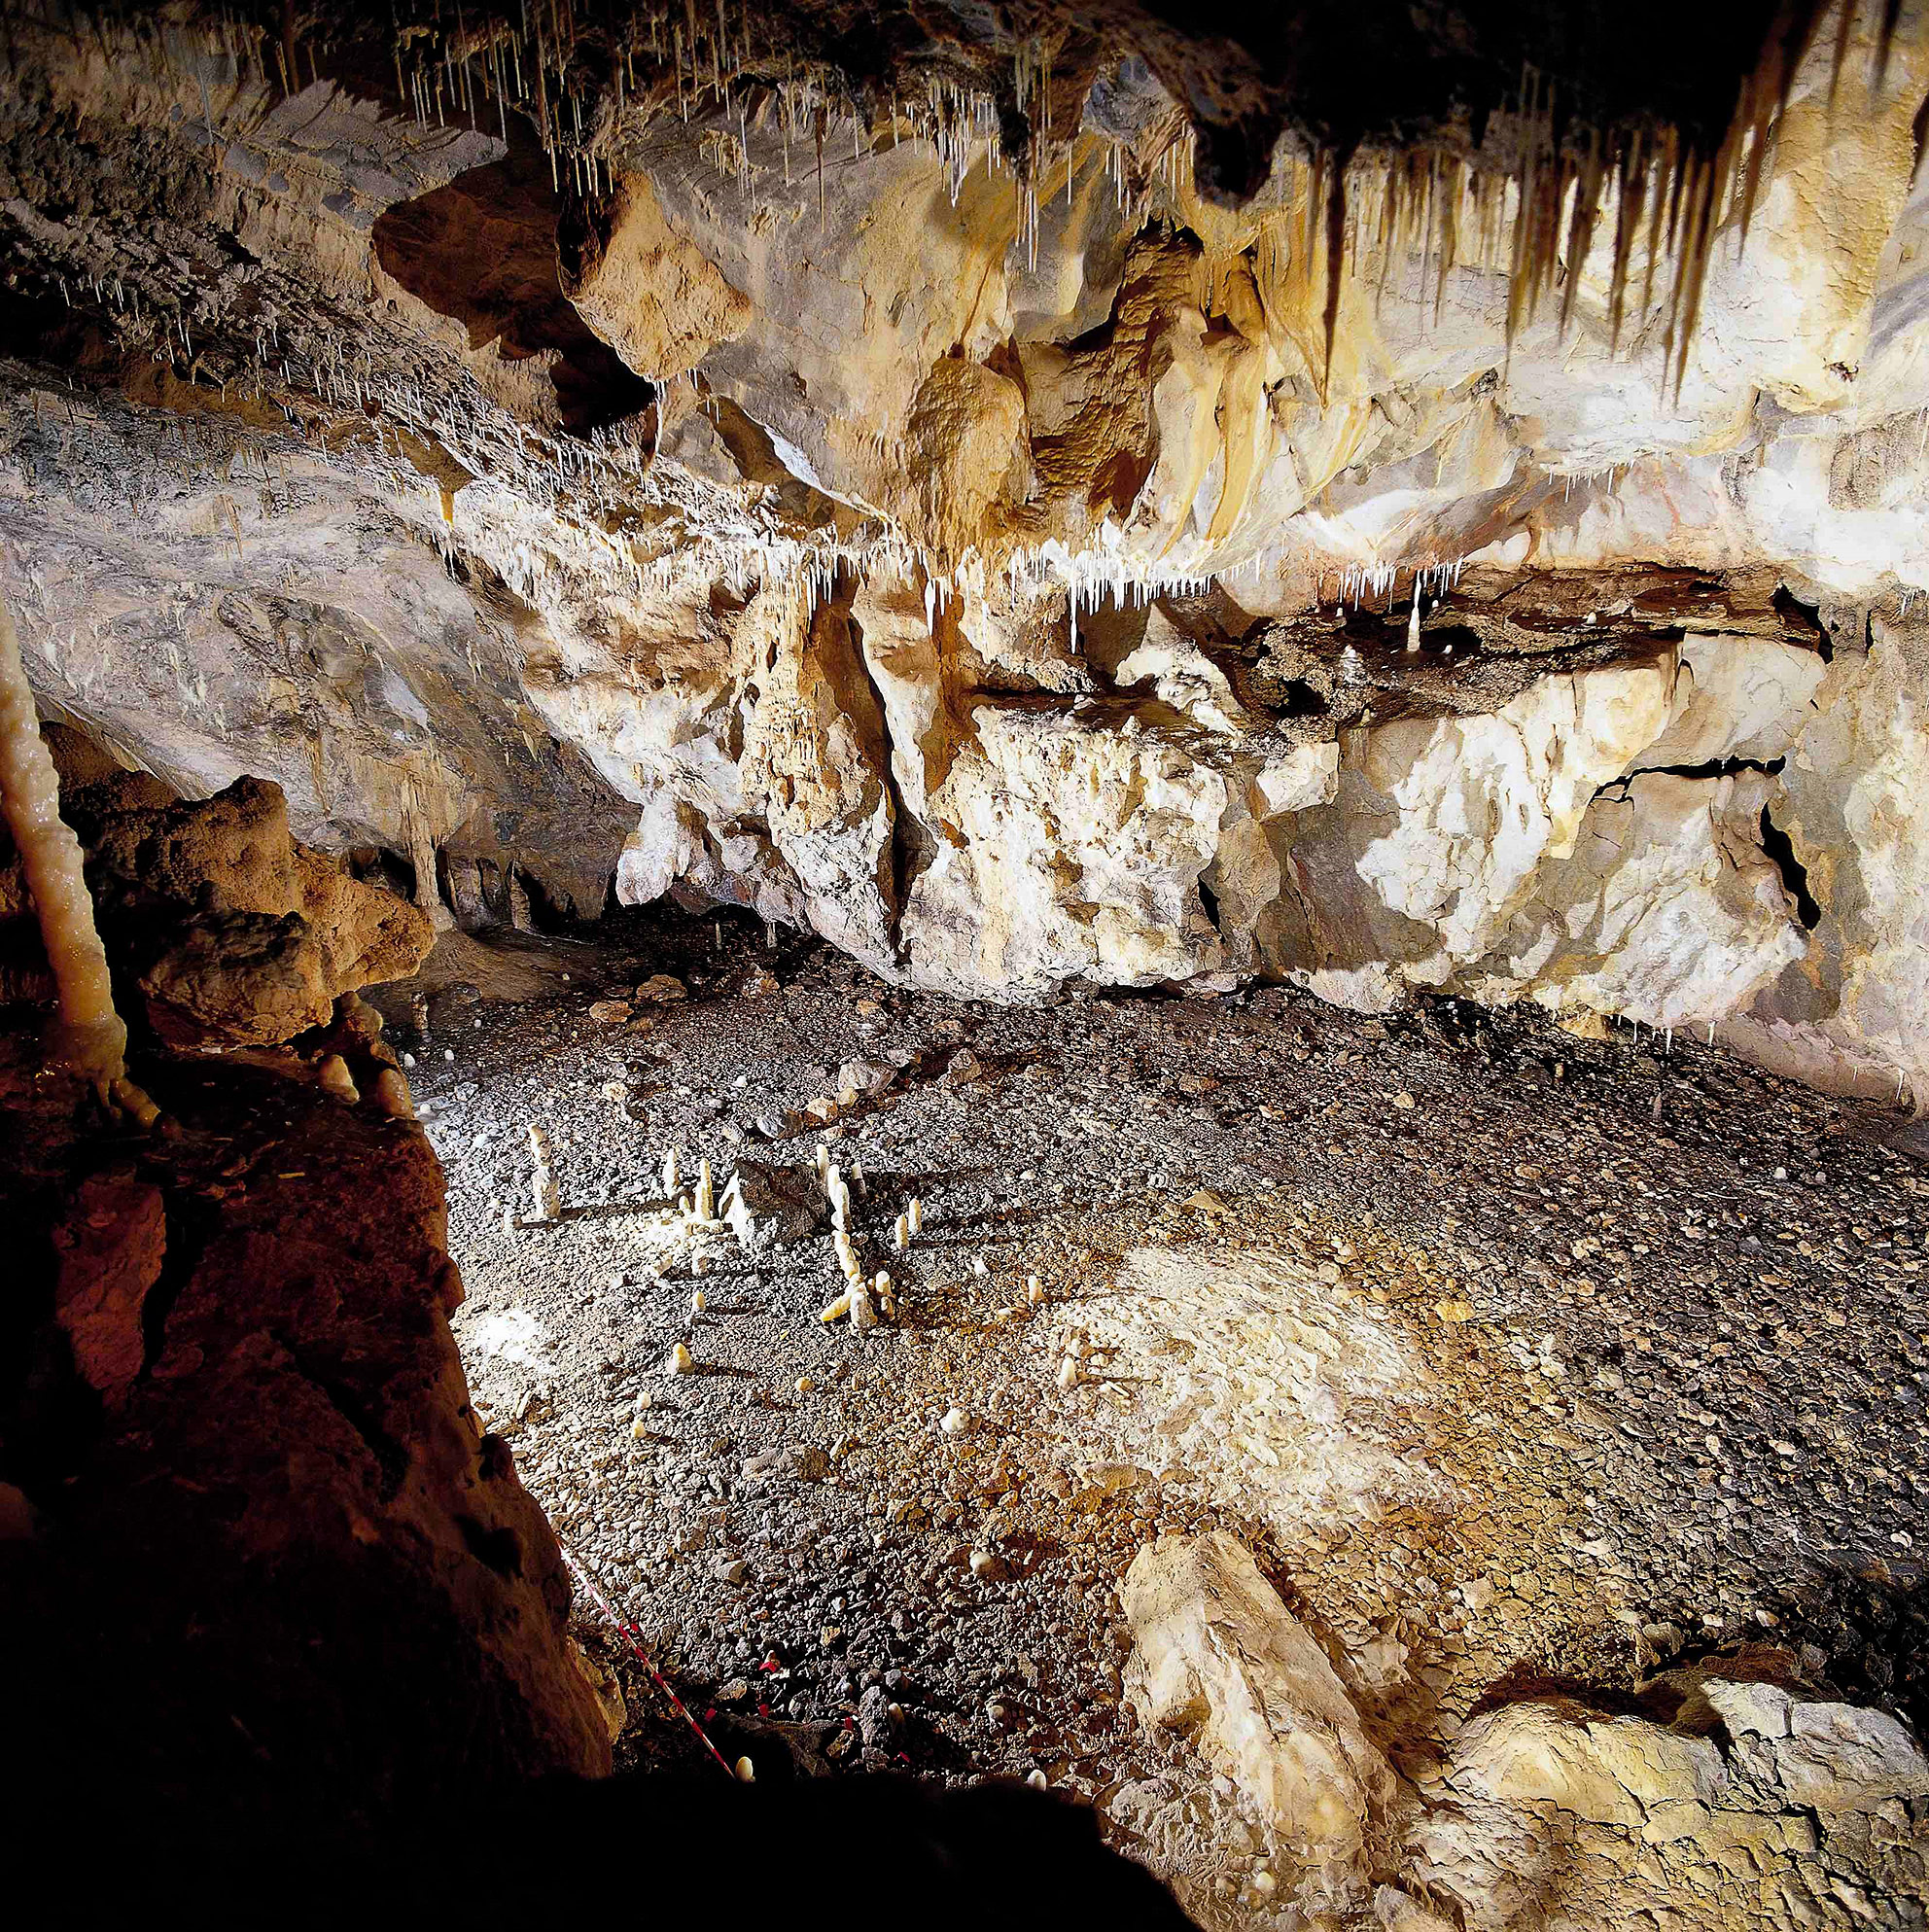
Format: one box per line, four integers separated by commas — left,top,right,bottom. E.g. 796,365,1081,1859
51,1170,164,1405
1,1046,610,1831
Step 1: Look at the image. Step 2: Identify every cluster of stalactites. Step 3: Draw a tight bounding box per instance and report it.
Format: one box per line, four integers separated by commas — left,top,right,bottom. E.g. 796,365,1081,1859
360,0,1912,410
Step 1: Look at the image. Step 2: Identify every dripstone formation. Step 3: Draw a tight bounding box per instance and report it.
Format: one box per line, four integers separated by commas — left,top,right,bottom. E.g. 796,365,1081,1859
2,3,1928,1925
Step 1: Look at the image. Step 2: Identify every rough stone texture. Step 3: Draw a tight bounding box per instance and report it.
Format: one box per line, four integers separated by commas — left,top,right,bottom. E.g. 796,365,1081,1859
1122,1532,1929,1930
1409,1679,1929,1930
50,1168,165,1406
1123,1530,1405,1907
0,1036,613,1834
1,761,435,1045
4,3,1928,1104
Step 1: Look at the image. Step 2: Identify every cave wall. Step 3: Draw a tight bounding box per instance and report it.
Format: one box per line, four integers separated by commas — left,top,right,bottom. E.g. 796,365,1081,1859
2,3,1928,1101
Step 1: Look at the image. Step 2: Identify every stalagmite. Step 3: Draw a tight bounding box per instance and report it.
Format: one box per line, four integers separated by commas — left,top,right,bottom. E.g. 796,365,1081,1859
317,1054,360,1103
0,585,138,1108
894,1212,909,1251
527,1123,561,1222
371,1068,413,1120
662,1147,680,1198
907,1198,923,1237
848,1282,877,1332
695,1156,715,1221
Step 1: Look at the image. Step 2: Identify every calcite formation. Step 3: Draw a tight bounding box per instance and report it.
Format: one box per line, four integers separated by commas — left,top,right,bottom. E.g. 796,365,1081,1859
1,756,435,1045
1126,1532,1929,1929
0,0,1926,1111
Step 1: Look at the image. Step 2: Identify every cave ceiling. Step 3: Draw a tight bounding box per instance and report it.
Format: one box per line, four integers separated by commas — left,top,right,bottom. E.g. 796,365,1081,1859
1,0,1927,1104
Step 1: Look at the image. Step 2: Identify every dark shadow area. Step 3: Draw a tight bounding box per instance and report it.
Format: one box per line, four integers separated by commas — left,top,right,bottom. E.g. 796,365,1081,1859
12,1768,1197,1929
1760,803,1824,929
372,149,652,439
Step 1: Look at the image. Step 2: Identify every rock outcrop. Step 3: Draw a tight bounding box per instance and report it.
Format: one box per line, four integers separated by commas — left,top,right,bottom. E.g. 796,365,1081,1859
0,1032,614,1843
1122,1532,1929,1930
2,0,1929,1101
3,753,435,1045
1123,1532,1406,1913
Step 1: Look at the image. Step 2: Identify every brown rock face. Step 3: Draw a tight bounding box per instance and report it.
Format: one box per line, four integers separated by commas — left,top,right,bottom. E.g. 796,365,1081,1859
51,1170,165,1406
3,768,438,1046
1,1044,612,1829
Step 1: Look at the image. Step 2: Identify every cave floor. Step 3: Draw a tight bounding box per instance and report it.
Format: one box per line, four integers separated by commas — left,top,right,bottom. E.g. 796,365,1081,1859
405,908,1928,1917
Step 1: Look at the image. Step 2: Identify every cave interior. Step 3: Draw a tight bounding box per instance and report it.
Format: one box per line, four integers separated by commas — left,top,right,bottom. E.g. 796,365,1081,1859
2,2,1928,1926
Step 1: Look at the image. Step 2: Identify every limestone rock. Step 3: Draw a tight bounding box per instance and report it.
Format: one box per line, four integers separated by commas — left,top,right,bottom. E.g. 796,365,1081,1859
4,3,1929,1103
1122,1531,1402,1894
135,909,340,1046
37,773,436,1046
1703,1679,1929,1811
1411,1670,1929,1930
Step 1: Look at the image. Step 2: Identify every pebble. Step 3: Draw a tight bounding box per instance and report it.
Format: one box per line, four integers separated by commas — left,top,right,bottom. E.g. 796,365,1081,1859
423,905,1927,1844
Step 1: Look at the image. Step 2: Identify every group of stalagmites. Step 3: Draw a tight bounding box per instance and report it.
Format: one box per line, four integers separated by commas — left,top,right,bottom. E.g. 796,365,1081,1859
518,1111,948,1362
1119,1532,1929,1930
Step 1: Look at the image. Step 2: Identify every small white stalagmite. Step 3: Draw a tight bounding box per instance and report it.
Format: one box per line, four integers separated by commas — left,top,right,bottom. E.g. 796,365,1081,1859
848,1282,877,1333
907,1197,923,1237
894,1212,909,1251
662,1147,680,1198
0,583,145,1113
695,1155,715,1221
527,1123,561,1222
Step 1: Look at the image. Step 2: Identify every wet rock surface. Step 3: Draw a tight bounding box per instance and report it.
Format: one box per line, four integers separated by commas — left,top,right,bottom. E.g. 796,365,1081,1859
403,905,1928,1926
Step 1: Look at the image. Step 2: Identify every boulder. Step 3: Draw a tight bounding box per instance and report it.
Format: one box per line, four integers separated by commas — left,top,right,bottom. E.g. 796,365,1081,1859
1122,1531,1402,1891
30,772,438,1046
719,1158,828,1245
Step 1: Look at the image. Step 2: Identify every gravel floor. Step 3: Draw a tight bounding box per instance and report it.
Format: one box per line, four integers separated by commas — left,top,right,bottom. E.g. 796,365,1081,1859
383,904,1929,1905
